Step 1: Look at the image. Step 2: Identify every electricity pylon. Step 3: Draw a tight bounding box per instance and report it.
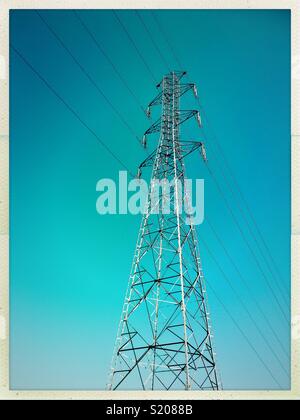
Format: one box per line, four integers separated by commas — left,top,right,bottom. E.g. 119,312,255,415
107,71,220,390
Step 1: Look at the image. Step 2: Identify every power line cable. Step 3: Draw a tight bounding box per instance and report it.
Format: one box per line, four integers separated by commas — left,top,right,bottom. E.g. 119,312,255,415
206,163,289,325
190,95,290,320
199,105,290,302
135,10,171,73
206,217,289,360
11,43,136,179
180,133,290,361
200,231,290,379
113,10,158,85
201,129,289,306
204,275,284,389
151,11,183,70
35,10,142,147
186,62,289,305
73,10,148,118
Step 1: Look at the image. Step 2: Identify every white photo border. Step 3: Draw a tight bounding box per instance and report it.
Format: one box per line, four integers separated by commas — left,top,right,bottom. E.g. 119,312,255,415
0,0,299,400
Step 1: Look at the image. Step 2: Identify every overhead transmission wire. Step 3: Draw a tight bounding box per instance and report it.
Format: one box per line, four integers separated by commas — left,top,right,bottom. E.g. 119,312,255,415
204,276,284,389
195,97,289,306
170,45,290,307
134,10,171,74
199,107,290,303
112,10,158,85
190,105,290,324
193,106,290,320
187,116,290,357
11,44,136,179
73,10,148,118
205,163,289,325
180,121,289,354
200,235,289,379
150,10,290,324
189,62,289,306
206,217,289,360
151,11,183,70
191,150,290,377
35,10,142,148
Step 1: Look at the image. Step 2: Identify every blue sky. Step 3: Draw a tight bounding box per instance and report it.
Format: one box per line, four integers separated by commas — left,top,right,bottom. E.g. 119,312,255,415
9,9,290,390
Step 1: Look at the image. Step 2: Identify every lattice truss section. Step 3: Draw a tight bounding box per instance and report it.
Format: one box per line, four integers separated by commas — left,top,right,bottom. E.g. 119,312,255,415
108,71,219,390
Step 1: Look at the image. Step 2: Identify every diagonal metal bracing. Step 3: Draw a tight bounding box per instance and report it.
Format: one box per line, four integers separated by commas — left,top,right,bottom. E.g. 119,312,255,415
107,71,220,390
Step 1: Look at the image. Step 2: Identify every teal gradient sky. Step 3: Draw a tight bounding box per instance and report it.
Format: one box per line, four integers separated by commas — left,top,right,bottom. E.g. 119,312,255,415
10,9,290,390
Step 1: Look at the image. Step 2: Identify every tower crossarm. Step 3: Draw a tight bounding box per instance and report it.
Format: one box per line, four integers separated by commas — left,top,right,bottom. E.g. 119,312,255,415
148,91,163,109
144,118,161,136
147,83,197,117
142,110,201,147
156,70,187,87
175,110,200,126
137,141,205,178
138,149,156,171
179,140,203,159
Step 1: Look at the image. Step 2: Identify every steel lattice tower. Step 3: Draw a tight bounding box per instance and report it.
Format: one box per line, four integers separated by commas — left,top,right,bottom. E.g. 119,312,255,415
107,71,220,390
